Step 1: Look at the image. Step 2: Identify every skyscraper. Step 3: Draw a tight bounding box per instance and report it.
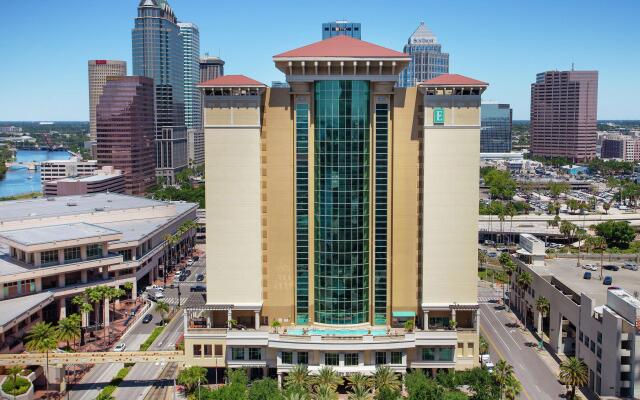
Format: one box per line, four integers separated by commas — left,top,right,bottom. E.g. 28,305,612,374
322,20,361,39
185,34,487,377
398,22,449,87
132,0,187,183
530,70,598,162
178,22,204,167
88,60,126,141
96,76,156,195
199,55,225,83
481,103,513,153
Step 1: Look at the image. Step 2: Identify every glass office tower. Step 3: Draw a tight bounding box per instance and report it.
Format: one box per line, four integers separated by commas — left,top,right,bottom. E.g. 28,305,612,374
398,22,449,87
314,80,370,325
481,103,513,153
132,0,187,183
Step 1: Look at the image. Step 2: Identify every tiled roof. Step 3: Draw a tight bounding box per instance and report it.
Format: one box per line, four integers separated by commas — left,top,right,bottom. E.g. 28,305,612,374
274,35,408,59
421,74,488,86
198,75,265,87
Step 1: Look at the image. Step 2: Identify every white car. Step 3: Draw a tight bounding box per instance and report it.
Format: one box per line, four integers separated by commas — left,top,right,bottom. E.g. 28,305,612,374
113,343,126,352
187,259,194,266
582,264,597,271
485,361,495,373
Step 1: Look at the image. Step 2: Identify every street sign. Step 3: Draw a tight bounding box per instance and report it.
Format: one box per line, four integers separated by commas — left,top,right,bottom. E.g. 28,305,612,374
433,107,445,124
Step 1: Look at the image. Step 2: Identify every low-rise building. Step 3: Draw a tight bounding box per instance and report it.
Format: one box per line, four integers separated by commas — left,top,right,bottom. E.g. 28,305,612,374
43,166,125,196
40,158,98,182
601,134,640,161
0,193,197,352
509,252,640,398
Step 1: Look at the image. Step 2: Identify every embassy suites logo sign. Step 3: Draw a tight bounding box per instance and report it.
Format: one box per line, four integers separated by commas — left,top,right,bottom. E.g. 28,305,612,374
433,107,445,124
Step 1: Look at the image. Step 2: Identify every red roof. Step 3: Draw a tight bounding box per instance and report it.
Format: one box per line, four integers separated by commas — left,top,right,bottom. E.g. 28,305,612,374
421,74,488,86
274,36,408,59
198,75,265,87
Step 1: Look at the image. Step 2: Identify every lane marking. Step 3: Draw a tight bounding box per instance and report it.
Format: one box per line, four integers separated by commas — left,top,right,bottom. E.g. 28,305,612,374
483,304,522,350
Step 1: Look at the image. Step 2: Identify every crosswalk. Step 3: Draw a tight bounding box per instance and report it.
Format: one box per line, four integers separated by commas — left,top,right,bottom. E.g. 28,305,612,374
162,297,187,306
478,296,501,303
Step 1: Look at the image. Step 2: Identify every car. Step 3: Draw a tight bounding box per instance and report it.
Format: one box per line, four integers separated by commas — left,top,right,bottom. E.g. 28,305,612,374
196,274,205,282
113,343,126,352
146,285,164,292
623,262,638,271
174,270,182,277
187,259,194,266
142,314,153,324
581,264,597,271
190,285,206,292
184,269,192,276
193,256,199,261
484,240,495,246
603,276,613,285
179,274,188,282
485,362,495,373
583,272,592,280
487,252,498,258
603,264,619,271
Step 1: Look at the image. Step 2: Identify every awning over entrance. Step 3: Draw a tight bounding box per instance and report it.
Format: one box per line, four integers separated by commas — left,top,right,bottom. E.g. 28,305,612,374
392,311,416,318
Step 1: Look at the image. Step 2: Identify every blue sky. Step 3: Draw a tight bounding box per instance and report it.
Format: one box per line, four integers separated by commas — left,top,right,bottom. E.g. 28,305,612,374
1,0,639,121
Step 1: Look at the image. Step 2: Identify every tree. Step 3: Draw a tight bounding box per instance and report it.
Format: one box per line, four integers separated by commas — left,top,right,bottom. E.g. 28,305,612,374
284,365,313,393
7,365,24,400
371,366,401,395
517,271,533,290
482,168,517,200
155,300,170,325
503,374,522,400
72,295,93,345
348,385,372,400
347,373,372,392
57,314,81,350
271,320,282,333
535,297,550,336
373,387,401,400
594,220,636,249
548,182,570,199
575,228,588,267
248,378,282,400
493,360,514,400
603,202,611,214
479,335,489,355
314,384,338,400
506,202,516,244
404,319,415,332
585,235,607,279
478,250,488,270
25,322,59,398
559,220,577,244
559,357,588,400
314,366,342,391
177,366,208,394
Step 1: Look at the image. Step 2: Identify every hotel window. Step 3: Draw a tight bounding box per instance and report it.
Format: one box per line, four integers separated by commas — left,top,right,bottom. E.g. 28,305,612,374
193,344,202,357
375,352,387,365
596,347,601,358
421,348,435,361
40,250,58,266
87,244,102,259
294,101,309,324
297,352,308,365
248,348,261,360
281,352,293,365
204,345,212,357
119,249,132,262
215,345,223,357
64,247,81,263
231,348,244,361
439,347,454,361
374,102,389,325
324,353,339,366
390,352,403,365
597,332,602,344
344,353,359,366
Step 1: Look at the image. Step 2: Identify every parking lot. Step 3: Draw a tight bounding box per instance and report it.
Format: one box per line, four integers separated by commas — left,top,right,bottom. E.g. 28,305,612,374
543,257,640,305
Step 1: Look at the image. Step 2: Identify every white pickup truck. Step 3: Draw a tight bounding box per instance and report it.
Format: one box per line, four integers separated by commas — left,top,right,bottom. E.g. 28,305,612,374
480,354,494,373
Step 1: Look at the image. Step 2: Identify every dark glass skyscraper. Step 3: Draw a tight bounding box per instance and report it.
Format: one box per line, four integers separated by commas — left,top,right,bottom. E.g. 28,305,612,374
398,22,449,87
199,55,225,83
322,21,361,39
481,103,513,153
96,76,156,195
132,0,187,183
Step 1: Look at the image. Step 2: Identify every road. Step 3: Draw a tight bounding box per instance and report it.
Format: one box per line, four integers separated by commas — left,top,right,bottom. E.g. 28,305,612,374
479,285,565,400
69,255,205,400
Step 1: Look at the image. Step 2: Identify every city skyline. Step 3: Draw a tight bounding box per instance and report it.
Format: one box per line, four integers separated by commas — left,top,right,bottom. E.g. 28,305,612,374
1,0,639,121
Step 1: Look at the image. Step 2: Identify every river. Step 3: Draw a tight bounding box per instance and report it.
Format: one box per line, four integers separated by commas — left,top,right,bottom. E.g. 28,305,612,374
0,149,72,198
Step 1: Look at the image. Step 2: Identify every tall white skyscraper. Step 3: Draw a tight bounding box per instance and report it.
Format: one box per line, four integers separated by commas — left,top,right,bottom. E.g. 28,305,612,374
179,22,204,166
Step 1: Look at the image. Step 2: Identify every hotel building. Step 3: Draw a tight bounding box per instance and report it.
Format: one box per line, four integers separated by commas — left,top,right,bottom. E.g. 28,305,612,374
184,35,486,380
88,60,127,141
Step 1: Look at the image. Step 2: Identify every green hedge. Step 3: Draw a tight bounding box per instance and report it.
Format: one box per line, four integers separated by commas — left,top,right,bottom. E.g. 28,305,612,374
95,366,131,400
139,326,164,351
2,376,31,396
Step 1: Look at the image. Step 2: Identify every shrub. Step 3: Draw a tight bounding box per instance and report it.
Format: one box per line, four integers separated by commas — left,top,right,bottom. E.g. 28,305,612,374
2,376,31,395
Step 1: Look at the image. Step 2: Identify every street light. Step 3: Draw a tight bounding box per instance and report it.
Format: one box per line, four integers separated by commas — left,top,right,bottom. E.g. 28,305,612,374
177,285,182,308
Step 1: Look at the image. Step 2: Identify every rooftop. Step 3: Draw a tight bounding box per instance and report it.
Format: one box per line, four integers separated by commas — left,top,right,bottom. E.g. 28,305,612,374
421,73,488,87
54,174,122,183
273,35,408,59
198,75,265,87
0,193,170,223
0,222,120,246
0,291,54,328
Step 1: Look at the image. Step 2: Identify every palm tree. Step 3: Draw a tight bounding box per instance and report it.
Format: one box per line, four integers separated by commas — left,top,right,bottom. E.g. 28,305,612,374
155,300,170,326
271,320,282,333
585,235,607,279
72,295,93,346
347,373,371,392
603,202,611,214
559,357,588,400
26,322,58,398
575,228,588,267
86,287,103,328
284,365,313,392
314,366,342,391
559,220,576,245
177,366,208,394
493,360,514,400
347,385,372,400
503,374,522,400
507,202,516,244
7,365,24,400
535,297,550,336
498,210,506,244
283,392,309,400
371,366,401,395
57,315,81,350
314,384,338,400
517,271,533,290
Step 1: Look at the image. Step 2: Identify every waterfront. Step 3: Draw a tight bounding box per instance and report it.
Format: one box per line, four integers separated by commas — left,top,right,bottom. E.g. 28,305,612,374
0,149,72,197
